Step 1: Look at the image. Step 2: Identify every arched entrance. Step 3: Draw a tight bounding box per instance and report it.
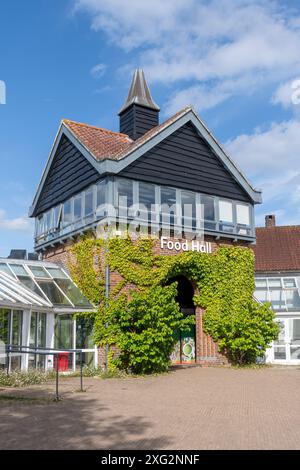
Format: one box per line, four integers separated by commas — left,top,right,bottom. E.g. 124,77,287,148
169,276,196,364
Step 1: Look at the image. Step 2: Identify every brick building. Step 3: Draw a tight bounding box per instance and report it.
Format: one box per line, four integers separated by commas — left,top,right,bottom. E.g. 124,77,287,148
29,69,262,367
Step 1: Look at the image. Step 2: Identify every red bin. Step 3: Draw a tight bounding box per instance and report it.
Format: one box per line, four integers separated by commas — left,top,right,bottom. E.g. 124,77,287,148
54,353,69,371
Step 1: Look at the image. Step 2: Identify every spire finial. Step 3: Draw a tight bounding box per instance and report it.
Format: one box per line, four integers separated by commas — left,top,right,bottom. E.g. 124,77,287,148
119,69,160,115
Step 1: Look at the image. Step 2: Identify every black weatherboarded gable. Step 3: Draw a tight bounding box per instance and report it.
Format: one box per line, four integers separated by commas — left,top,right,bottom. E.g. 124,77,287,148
33,135,99,216
119,122,252,202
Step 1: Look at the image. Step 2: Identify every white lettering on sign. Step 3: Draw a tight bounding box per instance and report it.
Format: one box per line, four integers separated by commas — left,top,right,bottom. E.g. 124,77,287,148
161,237,213,253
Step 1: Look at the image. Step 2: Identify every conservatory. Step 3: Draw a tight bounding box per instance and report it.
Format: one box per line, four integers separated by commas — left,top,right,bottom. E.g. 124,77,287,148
0,258,95,372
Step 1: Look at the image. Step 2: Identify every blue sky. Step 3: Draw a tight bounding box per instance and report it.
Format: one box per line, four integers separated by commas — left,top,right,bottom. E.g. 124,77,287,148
1,0,300,257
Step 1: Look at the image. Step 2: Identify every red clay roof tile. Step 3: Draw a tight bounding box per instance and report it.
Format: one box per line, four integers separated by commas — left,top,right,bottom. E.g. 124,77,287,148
253,225,300,272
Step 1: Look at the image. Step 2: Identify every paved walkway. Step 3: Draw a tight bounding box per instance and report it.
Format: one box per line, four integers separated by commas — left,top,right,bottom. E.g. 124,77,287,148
0,366,299,450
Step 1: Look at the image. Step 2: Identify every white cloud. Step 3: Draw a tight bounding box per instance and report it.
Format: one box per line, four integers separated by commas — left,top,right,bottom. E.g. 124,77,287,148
73,0,300,112
272,78,300,108
0,209,33,232
225,120,300,224
90,62,107,78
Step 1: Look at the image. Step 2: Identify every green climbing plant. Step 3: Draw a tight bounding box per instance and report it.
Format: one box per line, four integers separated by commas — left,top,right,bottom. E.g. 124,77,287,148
68,235,279,370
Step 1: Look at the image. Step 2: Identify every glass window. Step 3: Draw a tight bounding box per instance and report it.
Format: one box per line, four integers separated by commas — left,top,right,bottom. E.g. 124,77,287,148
29,312,47,369
219,200,233,222
274,320,285,345
236,204,250,225
0,263,13,276
255,278,267,288
285,290,300,309
201,195,215,221
54,279,91,307
161,186,176,208
37,280,71,306
53,205,62,229
9,264,28,276
46,267,68,279
28,265,51,279
76,317,94,349
268,278,281,288
291,319,300,343
0,309,10,345
139,182,155,211
84,188,94,216
55,315,74,350
97,181,106,207
254,289,268,303
74,194,82,220
63,200,72,226
269,289,285,310
283,278,296,288
160,186,176,226
274,347,286,360
181,191,196,228
44,210,52,232
117,179,133,211
17,276,47,299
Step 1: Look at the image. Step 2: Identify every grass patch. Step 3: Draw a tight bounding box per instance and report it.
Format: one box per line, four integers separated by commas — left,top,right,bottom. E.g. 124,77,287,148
0,369,56,388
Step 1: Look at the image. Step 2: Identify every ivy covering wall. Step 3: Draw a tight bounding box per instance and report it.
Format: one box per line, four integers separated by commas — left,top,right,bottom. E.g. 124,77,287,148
69,236,279,370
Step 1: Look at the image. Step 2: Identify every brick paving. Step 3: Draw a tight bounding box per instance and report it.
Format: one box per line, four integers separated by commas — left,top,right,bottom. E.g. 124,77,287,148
0,366,300,450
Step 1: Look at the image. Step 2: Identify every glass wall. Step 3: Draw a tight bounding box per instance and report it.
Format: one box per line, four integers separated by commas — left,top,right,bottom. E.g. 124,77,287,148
35,176,254,248
54,315,96,370
29,312,47,369
0,309,23,370
255,276,300,312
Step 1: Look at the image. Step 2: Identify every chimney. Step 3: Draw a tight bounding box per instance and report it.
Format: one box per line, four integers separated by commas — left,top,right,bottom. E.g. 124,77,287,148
265,214,276,228
119,69,160,140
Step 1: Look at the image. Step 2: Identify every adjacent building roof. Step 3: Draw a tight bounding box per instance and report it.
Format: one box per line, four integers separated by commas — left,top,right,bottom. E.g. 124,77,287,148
254,225,300,272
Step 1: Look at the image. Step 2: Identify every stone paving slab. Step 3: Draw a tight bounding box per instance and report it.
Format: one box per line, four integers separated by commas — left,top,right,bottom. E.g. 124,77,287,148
0,366,299,450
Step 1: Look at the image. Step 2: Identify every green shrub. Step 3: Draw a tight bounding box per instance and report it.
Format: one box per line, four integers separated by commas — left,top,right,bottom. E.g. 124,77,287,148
203,301,280,365
111,284,194,374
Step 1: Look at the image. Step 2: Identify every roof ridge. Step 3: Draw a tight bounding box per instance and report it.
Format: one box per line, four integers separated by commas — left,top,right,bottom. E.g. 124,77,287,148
62,119,131,139
113,105,193,160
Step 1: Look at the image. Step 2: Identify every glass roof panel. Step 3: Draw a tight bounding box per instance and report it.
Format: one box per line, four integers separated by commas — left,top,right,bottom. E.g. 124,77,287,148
54,279,91,307
9,264,28,276
17,276,48,301
28,265,51,278
0,263,13,276
46,267,68,279
36,280,71,306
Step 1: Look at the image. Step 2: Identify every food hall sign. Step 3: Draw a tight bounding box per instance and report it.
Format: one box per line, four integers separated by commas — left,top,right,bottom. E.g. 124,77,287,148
161,237,213,253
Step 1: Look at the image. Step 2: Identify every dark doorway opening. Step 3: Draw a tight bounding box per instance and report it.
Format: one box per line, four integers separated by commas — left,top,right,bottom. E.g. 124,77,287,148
168,276,196,364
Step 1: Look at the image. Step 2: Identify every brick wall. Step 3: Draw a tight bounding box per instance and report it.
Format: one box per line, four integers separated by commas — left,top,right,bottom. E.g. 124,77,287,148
42,233,250,367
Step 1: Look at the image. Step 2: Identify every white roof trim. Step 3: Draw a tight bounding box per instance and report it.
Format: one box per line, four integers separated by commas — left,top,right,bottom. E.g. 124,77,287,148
30,107,262,216
29,122,101,217
102,108,262,203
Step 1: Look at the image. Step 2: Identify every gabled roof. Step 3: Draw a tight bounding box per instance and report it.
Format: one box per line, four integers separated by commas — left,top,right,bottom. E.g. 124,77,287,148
63,120,133,160
30,106,262,216
253,225,300,272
